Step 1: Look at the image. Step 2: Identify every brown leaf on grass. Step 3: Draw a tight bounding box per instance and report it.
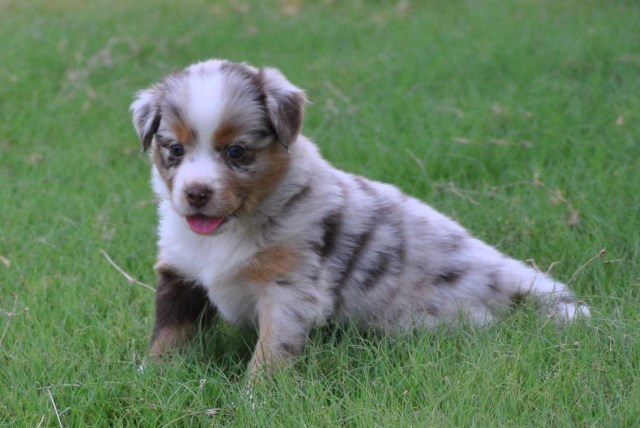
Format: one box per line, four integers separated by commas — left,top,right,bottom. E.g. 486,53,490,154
134,199,154,209
550,188,566,206
372,12,387,25
29,153,44,165
454,137,473,145
209,5,226,16
325,99,338,115
567,209,580,227
519,140,534,148
396,0,411,15
0,255,10,268
280,0,301,16
245,24,258,36
616,55,640,64
82,88,97,113
454,137,511,146
489,139,509,145
532,171,544,187
232,3,249,13
615,115,625,126
451,107,465,118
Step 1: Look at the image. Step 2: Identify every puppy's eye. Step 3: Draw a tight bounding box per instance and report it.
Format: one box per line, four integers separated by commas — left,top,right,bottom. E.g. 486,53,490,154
227,145,245,159
169,143,184,157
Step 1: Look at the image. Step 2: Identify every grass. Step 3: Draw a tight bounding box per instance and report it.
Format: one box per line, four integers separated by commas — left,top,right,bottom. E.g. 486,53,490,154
1,0,639,425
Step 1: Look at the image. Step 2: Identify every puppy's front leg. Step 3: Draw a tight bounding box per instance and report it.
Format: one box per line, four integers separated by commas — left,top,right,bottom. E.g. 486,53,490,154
248,299,313,377
150,266,218,357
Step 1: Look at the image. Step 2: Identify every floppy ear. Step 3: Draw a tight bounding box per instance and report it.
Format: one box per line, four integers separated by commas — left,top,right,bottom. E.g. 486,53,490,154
259,67,308,148
130,88,162,152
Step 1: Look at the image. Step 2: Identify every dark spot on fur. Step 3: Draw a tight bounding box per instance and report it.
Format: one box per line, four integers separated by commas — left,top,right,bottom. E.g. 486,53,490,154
487,282,500,293
510,292,527,308
336,227,375,287
425,304,440,316
142,113,161,152
300,291,319,305
281,184,312,215
275,279,293,287
441,232,467,253
220,61,263,90
486,273,501,293
316,210,343,259
393,219,407,267
151,267,218,344
436,268,466,286
265,215,278,229
361,251,393,290
277,341,304,356
353,175,378,198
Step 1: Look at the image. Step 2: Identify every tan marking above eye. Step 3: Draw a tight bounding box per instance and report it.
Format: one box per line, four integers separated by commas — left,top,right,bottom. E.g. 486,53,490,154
171,121,193,145
213,120,242,150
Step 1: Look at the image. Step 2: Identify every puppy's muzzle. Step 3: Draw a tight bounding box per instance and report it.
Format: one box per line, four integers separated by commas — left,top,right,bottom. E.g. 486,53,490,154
185,185,212,208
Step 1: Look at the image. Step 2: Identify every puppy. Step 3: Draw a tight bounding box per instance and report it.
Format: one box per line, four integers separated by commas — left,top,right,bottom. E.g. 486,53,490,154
130,59,589,375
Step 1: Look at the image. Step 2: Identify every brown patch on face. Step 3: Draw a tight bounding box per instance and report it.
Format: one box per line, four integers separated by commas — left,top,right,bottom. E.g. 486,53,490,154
172,120,194,145
241,245,300,285
237,144,290,213
213,119,242,150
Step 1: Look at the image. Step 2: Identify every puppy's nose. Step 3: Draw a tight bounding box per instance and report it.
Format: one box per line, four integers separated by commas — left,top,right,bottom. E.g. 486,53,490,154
185,185,212,208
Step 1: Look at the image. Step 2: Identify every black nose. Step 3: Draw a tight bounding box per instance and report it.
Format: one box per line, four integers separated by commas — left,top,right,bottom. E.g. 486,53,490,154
185,185,212,208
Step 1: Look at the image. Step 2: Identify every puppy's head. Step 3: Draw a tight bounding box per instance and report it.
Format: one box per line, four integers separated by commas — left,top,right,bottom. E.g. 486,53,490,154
130,60,307,235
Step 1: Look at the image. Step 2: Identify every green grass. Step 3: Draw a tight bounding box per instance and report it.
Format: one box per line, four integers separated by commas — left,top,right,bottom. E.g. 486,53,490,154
1,0,639,425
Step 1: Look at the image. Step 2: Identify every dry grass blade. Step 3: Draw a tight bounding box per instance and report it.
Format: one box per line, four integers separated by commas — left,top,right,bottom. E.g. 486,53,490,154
0,254,10,268
568,248,606,285
0,294,19,349
433,182,480,205
47,388,64,428
100,249,154,292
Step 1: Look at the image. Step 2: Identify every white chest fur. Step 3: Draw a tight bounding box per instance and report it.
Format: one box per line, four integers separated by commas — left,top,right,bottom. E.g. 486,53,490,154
156,200,261,327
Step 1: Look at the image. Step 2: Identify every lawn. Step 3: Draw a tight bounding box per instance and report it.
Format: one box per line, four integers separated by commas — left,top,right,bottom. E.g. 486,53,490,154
1,0,639,426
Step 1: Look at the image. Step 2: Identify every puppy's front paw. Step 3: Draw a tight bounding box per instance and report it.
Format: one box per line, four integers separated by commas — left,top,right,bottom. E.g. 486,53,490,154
150,323,195,357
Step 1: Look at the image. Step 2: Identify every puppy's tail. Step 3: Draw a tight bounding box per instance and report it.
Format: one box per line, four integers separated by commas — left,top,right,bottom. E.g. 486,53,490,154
497,258,590,322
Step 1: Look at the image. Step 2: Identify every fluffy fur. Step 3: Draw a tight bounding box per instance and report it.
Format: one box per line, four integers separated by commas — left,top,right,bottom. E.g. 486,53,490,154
130,59,589,375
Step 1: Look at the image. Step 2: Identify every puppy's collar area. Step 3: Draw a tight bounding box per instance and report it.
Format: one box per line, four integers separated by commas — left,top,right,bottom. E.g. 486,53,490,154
185,214,225,235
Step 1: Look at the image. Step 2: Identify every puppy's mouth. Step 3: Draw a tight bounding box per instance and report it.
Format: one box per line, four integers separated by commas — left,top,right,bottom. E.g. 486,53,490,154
185,214,226,235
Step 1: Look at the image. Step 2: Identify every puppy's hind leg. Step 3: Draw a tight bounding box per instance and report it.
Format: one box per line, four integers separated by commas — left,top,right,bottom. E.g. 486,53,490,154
150,266,218,357
496,258,590,322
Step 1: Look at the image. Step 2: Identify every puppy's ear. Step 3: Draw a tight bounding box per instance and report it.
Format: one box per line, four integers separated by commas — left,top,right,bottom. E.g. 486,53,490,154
259,67,308,148
130,88,162,152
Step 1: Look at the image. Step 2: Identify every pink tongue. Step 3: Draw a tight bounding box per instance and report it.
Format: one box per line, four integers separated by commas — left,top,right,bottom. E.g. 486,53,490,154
186,215,224,235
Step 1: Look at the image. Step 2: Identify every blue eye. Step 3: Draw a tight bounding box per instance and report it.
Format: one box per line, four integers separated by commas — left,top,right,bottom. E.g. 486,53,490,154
227,145,245,159
169,143,184,157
